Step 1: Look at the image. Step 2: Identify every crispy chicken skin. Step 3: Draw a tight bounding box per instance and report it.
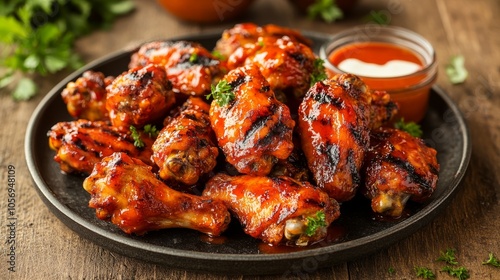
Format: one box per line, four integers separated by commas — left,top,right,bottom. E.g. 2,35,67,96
83,152,231,236
226,36,317,98
209,65,295,175
48,119,154,174
129,40,223,96
203,173,340,246
362,127,439,217
297,74,373,202
214,23,312,60
106,64,175,130
61,70,113,121
152,97,219,185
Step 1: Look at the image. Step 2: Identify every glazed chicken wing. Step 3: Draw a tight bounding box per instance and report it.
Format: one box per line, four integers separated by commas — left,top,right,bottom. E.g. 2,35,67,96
362,127,439,217
83,152,231,236
203,173,340,246
61,70,113,121
297,74,374,202
106,64,175,130
214,23,312,60
209,65,295,175
152,97,219,185
48,119,154,174
129,41,223,96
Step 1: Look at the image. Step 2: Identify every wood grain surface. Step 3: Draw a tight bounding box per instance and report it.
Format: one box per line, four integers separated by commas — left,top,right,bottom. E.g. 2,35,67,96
1,0,499,279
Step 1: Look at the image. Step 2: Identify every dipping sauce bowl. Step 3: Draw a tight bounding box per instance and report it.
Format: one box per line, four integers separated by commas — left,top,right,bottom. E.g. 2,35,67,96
320,26,437,123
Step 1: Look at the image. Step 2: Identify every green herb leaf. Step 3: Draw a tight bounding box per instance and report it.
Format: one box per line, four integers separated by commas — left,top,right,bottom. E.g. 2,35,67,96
437,248,459,265
307,0,343,23
310,58,328,86
207,80,235,106
305,211,327,236
415,266,436,280
211,50,226,61
130,125,145,148
394,118,423,138
441,266,470,280
143,124,159,138
366,10,391,25
12,77,37,101
446,55,468,84
482,252,500,268
388,266,395,275
189,53,198,63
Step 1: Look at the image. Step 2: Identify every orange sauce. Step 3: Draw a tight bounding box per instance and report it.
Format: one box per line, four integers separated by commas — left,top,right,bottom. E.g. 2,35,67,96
327,42,435,123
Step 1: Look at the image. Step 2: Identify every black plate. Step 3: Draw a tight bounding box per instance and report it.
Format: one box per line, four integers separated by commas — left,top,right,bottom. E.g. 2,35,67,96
25,32,471,276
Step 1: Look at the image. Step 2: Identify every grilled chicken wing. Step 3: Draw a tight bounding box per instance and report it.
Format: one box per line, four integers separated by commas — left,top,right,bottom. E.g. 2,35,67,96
203,173,340,246
106,64,175,130
214,23,312,60
129,41,223,96
48,119,154,174
362,127,439,217
61,70,113,121
209,65,295,175
83,152,231,236
297,74,374,202
152,97,219,185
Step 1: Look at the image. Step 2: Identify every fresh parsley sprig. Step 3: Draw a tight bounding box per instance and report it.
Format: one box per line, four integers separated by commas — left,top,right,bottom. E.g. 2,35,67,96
0,0,134,100
415,266,436,280
394,118,423,138
446,55,468,84
310,58,328,86
305,211,327,236
143,124,159,138
483,252,500,268
129,125,145,148
441,266,470,280
307,0,343,23
206,80,235,106
437,248,459,265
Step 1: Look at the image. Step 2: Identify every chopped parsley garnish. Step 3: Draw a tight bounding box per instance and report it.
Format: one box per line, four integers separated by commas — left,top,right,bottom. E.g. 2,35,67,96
206,80,234,106
366,10,391,25
441,266,470,280
394,118,423,138
211,50,226,61
437,248,459,265
305,211,327,236
446,55,468,84
129,125,144,148
143,124,159,138
189,53,198,63
388,266,396,275
310,58,328,86
483,252,500,268
307,0,343,23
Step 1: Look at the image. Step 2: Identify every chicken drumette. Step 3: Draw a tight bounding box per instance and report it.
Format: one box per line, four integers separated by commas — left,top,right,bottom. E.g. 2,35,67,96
61,70,113,121
129,40,223,96
152,97,219,185
203,173,340,246
106,64,176,130
209,65,295,175
48,119,154,175
83,152,231,236
362,127,439,217
298,74,397,202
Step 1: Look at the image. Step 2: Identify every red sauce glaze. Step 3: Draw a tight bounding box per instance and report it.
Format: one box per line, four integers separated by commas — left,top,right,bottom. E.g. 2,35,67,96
327,42,435,123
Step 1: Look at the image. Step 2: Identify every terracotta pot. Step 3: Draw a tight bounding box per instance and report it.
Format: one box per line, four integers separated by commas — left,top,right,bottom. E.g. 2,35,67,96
157,0,255,23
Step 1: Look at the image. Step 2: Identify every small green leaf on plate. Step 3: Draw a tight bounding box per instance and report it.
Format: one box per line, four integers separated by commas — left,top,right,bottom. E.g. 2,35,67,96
446,55,468,84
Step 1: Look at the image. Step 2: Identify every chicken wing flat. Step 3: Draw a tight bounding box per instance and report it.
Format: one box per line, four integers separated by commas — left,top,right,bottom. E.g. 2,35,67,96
298,74,374,202
83,152,231,236
129,40,223,96
214,23,312,60
48,119,154,174
61,70,113,121
203,173,340,246
152,97,219,185
362,127,439,217
106,64,176,130
209,65,295,175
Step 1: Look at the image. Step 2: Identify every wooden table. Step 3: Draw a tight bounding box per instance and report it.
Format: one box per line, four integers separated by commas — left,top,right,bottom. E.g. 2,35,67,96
2,0,499,278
